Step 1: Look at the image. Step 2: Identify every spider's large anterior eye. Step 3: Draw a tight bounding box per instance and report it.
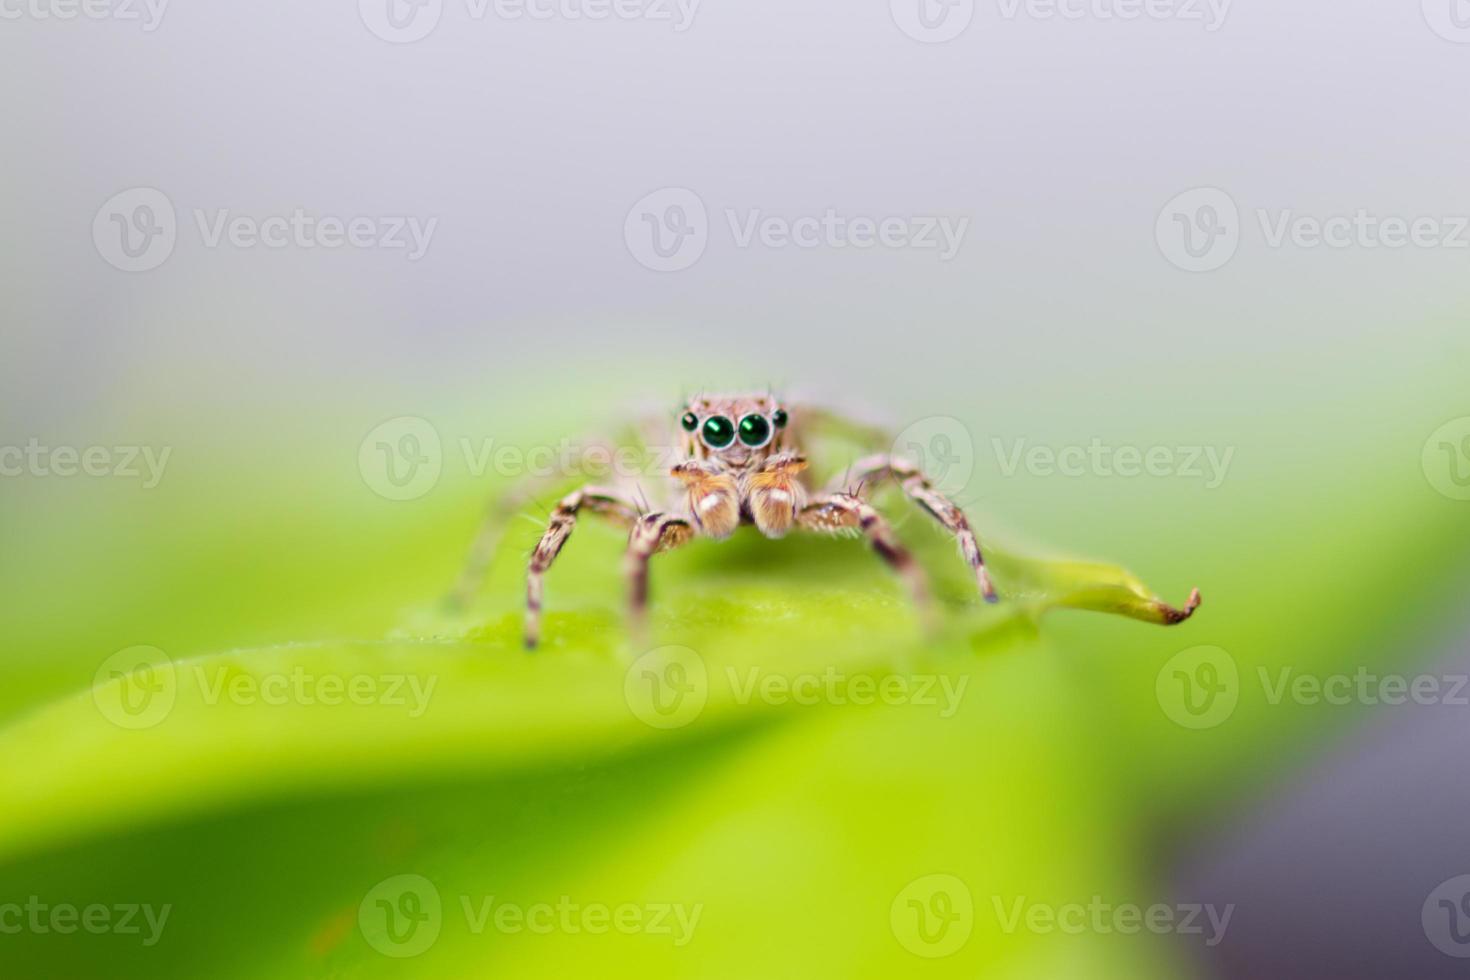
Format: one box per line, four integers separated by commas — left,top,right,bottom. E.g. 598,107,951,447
701,415,735,449
680,411,698,432
738,413,772,447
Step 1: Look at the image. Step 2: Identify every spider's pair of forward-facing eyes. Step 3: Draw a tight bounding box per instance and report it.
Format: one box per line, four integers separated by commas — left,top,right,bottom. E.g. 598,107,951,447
681,408,788,450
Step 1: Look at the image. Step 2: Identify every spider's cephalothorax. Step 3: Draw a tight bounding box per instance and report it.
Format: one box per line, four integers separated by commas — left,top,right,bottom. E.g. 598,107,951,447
670,393,806,541
451,392,1006,648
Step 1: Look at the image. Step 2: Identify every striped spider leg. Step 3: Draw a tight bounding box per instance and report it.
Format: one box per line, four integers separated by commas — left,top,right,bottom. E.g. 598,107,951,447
797,491,934,627
622,512,695,644
488,393,1018,648
524,486,646,648
828,453,1000,604
448,415,668,611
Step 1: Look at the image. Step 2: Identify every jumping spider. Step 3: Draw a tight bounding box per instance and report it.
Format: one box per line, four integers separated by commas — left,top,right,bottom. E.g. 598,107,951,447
453,393,1010,648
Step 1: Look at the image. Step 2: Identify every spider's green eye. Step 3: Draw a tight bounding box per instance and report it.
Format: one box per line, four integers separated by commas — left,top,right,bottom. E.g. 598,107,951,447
772,408,788,428
738,413,772,447
680,411,698,432
701,415,735,449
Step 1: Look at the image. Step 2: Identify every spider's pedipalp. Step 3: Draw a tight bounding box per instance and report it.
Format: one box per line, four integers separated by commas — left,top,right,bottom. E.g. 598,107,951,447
745,452,808,538
671,460,740,539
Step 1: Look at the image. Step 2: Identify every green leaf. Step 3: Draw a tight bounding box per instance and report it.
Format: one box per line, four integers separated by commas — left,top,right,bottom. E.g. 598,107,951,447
0,510,1209,980
987,548,1202,626
0,536,1195,866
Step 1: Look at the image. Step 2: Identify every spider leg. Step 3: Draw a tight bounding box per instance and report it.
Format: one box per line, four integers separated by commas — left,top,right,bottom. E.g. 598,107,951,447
623,512,695,643
525,486,642,648
450,423,660,611
827,454,998,603
798,492,932,623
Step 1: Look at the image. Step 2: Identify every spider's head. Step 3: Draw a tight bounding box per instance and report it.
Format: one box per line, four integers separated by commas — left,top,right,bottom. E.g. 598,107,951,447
678,393,790,467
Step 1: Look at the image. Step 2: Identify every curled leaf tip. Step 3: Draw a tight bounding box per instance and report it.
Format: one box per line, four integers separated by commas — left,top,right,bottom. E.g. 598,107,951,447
1159,587,1203,625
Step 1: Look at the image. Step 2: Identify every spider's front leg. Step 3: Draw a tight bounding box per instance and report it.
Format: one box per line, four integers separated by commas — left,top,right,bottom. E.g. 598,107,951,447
831,454,999,603
450,417,665,611
525,486,641,648
798,492,933,624
623,512,694,642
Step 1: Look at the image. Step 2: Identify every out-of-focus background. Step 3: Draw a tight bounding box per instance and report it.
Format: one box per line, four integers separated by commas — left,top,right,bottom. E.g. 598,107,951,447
2,1,1469,977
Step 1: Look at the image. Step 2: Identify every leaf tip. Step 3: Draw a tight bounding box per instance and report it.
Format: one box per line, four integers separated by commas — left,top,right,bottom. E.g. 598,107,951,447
1160,587,1203,625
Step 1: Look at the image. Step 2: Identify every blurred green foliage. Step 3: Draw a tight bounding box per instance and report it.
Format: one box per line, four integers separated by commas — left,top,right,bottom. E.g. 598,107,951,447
1,359,1467,978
